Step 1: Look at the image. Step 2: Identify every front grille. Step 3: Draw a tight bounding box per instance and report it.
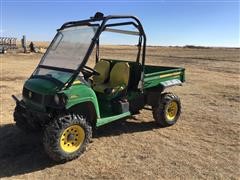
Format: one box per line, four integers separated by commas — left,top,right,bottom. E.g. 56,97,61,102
23,87,43,104
44,95,54,105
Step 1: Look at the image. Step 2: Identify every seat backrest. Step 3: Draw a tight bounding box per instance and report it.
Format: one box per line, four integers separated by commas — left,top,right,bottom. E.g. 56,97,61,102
93,60,110,84
109,62,130,87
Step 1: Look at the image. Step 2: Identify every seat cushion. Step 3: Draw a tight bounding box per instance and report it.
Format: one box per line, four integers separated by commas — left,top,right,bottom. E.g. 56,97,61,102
93,62,130,99
93,83,107,93
92,60,110,84
109,62,130,87
93,83,126,94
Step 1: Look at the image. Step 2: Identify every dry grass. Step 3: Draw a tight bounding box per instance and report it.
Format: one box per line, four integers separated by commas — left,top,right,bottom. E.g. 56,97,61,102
0,46,240,179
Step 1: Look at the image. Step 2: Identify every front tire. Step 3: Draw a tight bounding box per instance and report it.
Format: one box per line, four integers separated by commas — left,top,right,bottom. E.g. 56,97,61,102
43,114,92,162
152,92,181,127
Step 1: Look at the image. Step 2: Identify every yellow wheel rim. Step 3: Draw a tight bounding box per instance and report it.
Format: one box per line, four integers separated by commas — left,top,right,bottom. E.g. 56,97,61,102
166,101,178,121
60,125,85,153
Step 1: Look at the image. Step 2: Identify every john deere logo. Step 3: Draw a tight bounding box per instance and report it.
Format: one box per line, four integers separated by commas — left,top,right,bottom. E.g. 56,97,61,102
28,91,32,98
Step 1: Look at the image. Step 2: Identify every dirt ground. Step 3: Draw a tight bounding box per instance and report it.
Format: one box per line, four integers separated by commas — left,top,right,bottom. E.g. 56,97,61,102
0,46,239,179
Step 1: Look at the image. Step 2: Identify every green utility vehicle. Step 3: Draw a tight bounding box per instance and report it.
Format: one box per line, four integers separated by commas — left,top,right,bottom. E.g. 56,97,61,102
13,13,185,162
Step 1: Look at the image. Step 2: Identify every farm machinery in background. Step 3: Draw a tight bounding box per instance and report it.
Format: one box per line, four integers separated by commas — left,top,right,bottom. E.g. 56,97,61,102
0,37,17,54
0,35,40,54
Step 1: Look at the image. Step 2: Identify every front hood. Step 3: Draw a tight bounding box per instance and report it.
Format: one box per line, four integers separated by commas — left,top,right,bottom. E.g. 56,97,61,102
24,78,62,95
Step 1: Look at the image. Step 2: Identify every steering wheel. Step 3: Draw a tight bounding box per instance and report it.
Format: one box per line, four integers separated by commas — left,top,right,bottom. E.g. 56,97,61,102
82,65,100,78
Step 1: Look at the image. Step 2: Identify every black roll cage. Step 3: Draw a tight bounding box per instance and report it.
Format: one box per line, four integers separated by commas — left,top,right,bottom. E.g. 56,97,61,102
35,13,147,89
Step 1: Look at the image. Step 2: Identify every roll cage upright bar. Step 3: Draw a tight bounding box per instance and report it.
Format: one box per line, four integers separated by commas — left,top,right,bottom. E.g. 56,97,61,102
61,12,147,89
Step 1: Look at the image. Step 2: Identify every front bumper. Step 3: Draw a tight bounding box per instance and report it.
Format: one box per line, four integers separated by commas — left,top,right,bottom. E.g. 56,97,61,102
12,95,52,127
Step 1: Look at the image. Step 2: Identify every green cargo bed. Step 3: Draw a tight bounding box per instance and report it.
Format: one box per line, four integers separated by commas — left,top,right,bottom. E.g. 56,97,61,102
143,65,185,89
101,59,185,90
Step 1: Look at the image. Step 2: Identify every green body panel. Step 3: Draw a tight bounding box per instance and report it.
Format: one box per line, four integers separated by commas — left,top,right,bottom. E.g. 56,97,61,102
23,78,63,112
143,65,185,89
63,83,131,127
96,111,131,127
24,78,61,95
63,84,100,118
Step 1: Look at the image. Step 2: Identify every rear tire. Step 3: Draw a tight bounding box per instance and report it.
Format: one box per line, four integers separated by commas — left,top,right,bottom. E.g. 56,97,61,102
152,92,181,127
43,114,92,162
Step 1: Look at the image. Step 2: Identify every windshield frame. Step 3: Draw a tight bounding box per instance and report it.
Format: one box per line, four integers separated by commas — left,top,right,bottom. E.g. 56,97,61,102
31,14,146,89
35,24,99,73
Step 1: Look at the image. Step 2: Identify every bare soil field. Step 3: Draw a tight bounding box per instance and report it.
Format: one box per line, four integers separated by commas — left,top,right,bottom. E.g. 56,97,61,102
0,46,239,179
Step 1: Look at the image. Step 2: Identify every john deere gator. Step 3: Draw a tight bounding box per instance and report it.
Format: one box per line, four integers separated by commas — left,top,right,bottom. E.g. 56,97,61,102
12,12,185,162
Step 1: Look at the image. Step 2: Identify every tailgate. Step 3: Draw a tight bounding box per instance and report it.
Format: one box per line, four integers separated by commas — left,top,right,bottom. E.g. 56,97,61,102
143,65,185,89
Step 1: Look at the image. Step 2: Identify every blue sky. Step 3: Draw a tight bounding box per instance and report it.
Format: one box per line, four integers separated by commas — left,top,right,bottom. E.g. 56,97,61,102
1,0,239,47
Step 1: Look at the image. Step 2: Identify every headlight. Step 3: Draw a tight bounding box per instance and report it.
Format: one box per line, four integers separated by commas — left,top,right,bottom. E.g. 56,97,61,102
62,95,67,104
54,94,60,104
54,93,67,106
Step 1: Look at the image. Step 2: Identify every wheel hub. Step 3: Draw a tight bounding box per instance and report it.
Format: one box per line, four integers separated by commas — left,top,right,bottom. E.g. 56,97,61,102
60,125,85,153
166,101,178,121
67,134,75,141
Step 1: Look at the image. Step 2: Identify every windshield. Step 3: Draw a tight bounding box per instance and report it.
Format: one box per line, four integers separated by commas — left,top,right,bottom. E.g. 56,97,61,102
34,25,97,83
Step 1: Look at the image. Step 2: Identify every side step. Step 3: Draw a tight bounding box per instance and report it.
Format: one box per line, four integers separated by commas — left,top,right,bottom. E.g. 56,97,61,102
96,111,131,127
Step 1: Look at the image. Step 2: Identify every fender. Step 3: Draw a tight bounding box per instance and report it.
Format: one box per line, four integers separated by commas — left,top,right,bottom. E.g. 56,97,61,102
61,84,100,118
146,79,182,107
